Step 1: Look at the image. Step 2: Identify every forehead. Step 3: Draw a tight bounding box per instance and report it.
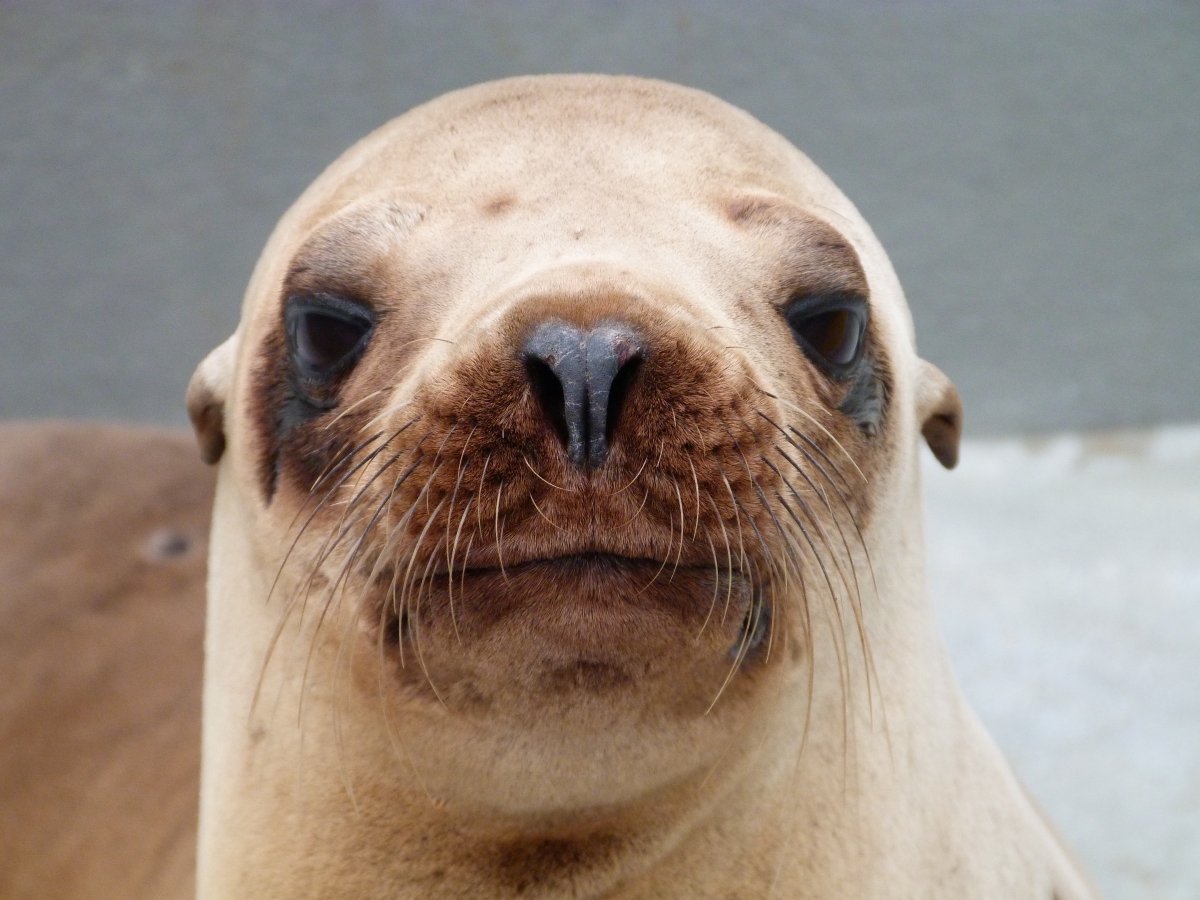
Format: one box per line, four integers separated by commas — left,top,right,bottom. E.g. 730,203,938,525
304,78,836,229
295,84,842,274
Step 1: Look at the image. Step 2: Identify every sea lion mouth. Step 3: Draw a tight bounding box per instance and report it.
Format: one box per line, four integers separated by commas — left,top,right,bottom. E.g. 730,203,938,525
422,550,755,620
377,547,770,708
392,550,770,669
432,551,728,580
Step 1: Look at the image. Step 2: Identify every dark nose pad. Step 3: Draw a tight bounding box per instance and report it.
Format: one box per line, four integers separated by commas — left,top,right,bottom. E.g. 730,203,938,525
523,321,644,468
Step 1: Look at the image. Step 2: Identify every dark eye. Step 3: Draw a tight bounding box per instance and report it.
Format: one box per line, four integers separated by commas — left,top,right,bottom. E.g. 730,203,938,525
285,296,375,381
785,294,868,378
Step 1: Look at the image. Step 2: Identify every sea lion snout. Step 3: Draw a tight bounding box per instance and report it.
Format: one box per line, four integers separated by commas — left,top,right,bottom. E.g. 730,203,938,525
376,285,775,673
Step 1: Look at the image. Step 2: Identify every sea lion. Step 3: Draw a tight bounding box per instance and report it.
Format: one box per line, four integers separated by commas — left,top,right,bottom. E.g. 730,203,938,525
186,74,1097,898
0,422,210,900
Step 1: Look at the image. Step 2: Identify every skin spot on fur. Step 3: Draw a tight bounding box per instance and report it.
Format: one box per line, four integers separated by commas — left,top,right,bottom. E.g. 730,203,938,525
142,529,194,563
489,833,626,895
483,194,517,216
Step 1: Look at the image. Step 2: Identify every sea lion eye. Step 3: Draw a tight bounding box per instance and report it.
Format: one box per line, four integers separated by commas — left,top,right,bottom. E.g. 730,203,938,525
285,295,375,381
784,294,868,378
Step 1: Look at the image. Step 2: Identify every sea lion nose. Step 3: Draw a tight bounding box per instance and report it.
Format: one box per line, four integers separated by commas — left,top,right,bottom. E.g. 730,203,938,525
523,320,644,468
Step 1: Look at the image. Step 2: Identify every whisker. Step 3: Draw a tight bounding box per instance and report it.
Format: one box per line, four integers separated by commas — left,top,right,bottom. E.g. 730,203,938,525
493,479,509,582
524,455,575,491
787,430,878,588
307,428,388,496
322,389,384,431
695,527,722,641
635,498,675,596
618,483,652,528
745,470,803,595
707,492,736,623
253,432,418,716
441,429,476,624
528,492,563,532
295,441,433,727
445,497,475,644
475,453,492,539
372,577,433,802
724,430,797,594
459,530,475,608
766,451,860,629
366,395,415,429
669,479,687,582
377,459,446,670
687,456,702,540
752,385,865,482
717,464,749,579
612,457,648,494
267,427,397,608
403,519,448,708
757,407,876,609
704,552,766,716
291,440,420,622
765,433,880,710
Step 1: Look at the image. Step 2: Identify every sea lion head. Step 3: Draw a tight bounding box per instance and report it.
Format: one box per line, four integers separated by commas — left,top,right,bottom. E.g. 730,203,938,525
188,74,961,845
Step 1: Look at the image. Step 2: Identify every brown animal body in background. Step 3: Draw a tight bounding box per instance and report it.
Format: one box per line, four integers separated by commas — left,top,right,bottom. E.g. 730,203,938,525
0,423,210,900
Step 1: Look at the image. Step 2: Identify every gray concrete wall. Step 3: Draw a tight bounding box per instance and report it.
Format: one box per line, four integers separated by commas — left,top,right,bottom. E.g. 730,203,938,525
1,2,1198,434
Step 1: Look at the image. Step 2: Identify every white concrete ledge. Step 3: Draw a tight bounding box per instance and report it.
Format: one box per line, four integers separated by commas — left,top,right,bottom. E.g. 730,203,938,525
924,426,1200,900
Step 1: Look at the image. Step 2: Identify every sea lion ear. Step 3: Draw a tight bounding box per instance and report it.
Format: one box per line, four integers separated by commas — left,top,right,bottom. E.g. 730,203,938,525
914,358,963,469
186,330,240,465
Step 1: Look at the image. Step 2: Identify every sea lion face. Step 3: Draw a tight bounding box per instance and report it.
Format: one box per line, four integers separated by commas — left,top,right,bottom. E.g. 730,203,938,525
193,76,960,816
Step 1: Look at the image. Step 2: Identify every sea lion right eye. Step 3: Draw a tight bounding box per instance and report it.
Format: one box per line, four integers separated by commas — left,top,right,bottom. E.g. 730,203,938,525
285,295,375,382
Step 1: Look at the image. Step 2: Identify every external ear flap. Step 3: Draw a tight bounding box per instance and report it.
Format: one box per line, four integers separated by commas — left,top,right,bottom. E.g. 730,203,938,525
186,330,240,465
915,358,963,469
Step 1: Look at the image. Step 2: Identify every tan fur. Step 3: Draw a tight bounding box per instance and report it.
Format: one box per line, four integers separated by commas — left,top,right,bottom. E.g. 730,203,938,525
0,423,211,900
177,75,1099,898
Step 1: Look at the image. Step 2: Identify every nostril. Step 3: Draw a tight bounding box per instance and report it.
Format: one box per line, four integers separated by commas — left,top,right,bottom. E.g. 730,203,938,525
524,356,570,451
523,321,590,466
584,324,644,468
604,355,641,449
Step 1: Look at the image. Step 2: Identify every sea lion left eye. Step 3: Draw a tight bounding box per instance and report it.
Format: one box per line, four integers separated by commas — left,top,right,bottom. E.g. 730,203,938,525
286,298,374,377
784,295,867,377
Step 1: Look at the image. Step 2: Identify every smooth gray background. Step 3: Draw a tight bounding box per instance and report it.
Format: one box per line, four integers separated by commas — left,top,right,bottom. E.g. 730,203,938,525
1,2,1198,433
